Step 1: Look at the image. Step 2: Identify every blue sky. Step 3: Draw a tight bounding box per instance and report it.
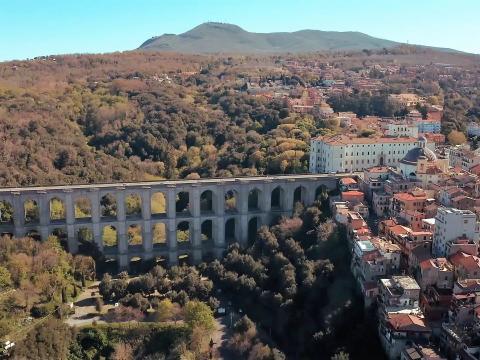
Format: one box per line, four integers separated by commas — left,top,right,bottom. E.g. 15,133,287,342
1,0,479,61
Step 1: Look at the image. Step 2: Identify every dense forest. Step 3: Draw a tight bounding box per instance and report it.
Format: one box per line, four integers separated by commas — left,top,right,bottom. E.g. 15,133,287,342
201,201,384,359
0,200,383,359
0,52,313,186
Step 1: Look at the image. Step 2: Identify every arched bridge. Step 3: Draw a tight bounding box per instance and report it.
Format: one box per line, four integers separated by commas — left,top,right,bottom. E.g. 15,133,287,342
0,174,353,268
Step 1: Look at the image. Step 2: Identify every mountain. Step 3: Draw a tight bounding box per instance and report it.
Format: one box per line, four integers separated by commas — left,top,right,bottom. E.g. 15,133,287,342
139,22,402,53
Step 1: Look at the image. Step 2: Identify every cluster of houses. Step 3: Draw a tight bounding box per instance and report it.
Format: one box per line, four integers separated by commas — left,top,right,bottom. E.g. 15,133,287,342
329,133,480,358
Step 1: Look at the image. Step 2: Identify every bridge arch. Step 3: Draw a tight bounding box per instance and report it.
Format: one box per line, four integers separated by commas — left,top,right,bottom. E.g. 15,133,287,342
248,188,262,211
315,184,328,201
247,216,261,246
76,225,94,254
125,193,142,218
100,193,117,218
271,186,284,210
176,191,190,215
152,221,167,247
200,190,215,215
201,219,214,244
127,224,142,247
49,197,65,221
74,196,91,219
102,225,118,248
0,200,13,224
176,220,191,246
224,189,238,213
151,191,166,217
225,217,237,244
293,185,307,207
24,199,39,224
50,227,67,249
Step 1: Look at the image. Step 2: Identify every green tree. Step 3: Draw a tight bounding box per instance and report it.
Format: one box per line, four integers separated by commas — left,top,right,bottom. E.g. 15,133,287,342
184,301,215,333
15,319,74,360
0,266,12,290
155,298,174,322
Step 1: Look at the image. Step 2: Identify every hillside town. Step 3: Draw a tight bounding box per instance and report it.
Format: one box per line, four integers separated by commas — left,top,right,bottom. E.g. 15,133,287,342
309,98,480,359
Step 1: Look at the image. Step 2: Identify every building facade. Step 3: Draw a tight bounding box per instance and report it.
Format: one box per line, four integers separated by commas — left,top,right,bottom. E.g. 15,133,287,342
432,207,480,257
310,135,419,173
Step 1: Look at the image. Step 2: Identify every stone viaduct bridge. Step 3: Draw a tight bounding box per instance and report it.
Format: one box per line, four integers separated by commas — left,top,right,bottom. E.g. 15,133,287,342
0,174,353,269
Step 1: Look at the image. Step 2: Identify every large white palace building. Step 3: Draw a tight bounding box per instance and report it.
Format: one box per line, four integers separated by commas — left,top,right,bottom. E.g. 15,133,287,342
309,135,420,173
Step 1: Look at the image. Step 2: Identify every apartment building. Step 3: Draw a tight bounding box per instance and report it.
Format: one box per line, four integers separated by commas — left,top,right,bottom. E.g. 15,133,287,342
449,144,480,171
432,207,480,257
383,122,419,138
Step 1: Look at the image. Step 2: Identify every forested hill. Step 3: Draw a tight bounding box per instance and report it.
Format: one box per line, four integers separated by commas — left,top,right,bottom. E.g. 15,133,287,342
0,52,310,186
139,22,400,53
0,49,478,187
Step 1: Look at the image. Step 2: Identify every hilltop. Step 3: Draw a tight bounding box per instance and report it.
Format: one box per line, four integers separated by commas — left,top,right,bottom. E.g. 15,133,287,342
138,22,463,54
139,22,400,53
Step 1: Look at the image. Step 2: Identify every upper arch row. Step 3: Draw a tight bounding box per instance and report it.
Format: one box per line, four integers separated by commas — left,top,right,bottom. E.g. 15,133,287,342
0,184,329,225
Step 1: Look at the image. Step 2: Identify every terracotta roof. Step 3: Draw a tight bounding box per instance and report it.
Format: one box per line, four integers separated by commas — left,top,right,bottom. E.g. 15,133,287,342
381,219,397,227
387,314,430,332
356,228,371,236
389,225,410,236
456,279,480,292
394,192,427,202
408,230,433,237
342,190,364,197
451,195,473,202
470,164,480,173
449,252,480,272
444,187,465,195
419,259,435,270
312,134,418,145
366,166,389,173
419,257,452,271
340,177,357,185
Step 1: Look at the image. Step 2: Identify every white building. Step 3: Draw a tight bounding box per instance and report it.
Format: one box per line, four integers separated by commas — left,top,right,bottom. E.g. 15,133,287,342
432,207,480,257
309,135,419,173
448,144,480,171
383,122,419,138
414,119,441,134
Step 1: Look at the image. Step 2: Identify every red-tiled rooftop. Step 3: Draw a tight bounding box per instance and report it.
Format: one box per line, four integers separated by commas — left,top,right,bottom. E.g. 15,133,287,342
340,177,357,185
367,166,390,173
449,252,480,272
389,225,410,236
419,257,452,271
342,190,364,197
387,314,430,332
312,134,418,145
393,191,427,202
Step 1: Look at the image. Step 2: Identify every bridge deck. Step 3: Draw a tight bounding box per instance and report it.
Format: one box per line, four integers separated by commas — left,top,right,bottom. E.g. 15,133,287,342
0,173,359,193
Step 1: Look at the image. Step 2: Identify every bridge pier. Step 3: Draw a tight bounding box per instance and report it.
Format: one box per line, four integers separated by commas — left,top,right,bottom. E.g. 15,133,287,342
0,174,346,271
